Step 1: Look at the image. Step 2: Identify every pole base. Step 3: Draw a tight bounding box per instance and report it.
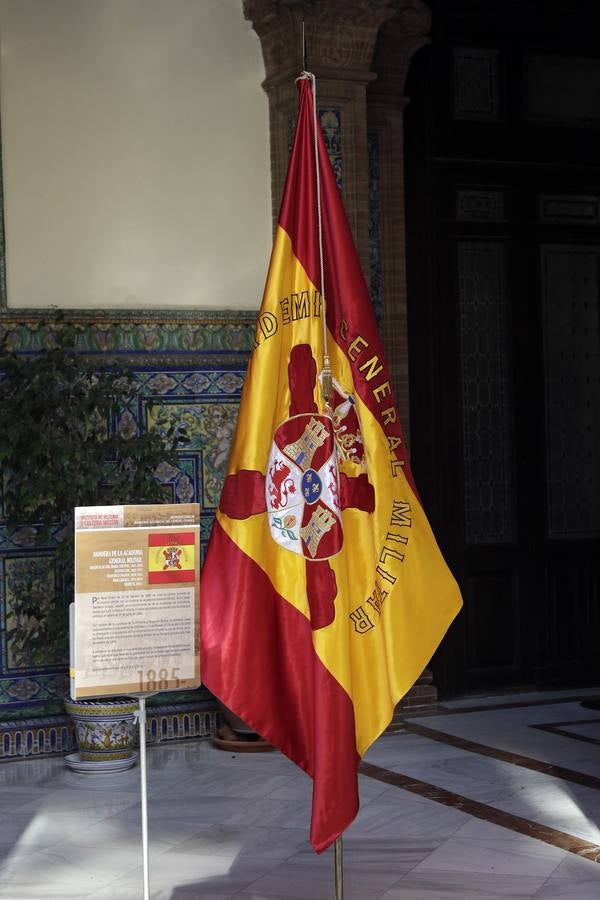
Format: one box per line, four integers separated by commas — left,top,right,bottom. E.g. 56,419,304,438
212,723,275,753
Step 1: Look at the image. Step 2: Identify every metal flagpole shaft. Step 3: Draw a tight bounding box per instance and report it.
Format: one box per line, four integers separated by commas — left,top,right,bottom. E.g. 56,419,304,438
138,695,150,900
334,835,344,900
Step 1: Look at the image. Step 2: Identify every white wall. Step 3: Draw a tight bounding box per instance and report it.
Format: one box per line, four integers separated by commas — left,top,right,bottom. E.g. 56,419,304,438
0,0,271,310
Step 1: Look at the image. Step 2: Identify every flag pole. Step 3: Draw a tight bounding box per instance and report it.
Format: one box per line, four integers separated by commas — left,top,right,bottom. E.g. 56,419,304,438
295,64,345,890
138,695,150,900
334,835,344,899
298,64,344,895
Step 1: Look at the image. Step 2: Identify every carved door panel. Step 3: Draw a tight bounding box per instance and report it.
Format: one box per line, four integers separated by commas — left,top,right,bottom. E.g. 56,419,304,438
455,238,523,690
438,223,600,694
536,245,600,683
406,168,600,695
404,13,600,696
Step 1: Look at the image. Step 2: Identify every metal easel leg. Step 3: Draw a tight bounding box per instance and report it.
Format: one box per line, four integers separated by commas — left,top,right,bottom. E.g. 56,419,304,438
334,835,344,900
138,695,150,900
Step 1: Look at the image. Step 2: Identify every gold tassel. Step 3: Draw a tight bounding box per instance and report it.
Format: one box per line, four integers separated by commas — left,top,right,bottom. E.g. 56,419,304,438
322,355,332,404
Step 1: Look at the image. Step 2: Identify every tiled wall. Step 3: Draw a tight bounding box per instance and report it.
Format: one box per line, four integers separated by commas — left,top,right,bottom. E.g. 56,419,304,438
0,703,220,761
0,116,386,753
0,311,254,750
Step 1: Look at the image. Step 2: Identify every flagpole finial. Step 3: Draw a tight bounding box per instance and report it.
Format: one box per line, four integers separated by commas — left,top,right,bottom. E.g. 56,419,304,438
322,355,332,404
302,19,307,71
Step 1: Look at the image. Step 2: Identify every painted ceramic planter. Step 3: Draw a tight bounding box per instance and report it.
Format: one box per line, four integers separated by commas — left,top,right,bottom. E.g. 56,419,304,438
64,698,138,762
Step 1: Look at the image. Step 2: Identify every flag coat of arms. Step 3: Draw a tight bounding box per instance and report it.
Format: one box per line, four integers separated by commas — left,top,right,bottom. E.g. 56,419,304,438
200,75,462,853
148,532,196,584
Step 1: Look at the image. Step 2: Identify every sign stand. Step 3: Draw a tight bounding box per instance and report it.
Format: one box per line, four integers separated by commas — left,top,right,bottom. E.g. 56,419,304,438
70,503,201,900
334,835,344,899
131,693,157,900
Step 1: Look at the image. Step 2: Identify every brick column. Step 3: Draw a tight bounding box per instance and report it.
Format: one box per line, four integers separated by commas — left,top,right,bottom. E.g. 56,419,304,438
368,0,431,450
243,0,395,279
368,1,438,717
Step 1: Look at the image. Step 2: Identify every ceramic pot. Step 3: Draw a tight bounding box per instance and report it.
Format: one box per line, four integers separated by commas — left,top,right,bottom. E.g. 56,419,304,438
64,697,138,762
215,698,255,736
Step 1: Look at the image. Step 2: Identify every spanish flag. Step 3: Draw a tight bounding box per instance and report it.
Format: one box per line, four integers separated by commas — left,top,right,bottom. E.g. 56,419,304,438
200,76,462,853
148,532,195,584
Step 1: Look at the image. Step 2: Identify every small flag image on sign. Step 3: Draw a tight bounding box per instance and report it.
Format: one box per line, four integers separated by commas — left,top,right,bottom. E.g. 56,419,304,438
148,532,195,584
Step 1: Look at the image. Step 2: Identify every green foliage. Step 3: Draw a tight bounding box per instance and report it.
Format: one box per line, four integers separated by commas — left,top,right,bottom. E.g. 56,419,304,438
0,321,186,658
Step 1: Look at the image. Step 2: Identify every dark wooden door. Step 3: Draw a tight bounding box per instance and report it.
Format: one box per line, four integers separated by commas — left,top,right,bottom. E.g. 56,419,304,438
404,1,600,697
535,239,600,683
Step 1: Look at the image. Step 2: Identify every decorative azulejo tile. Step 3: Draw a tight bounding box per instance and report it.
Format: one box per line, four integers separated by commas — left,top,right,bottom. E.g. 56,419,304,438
319,108,343,190
287,108,343,191
0,700,219,759
0,312,253,724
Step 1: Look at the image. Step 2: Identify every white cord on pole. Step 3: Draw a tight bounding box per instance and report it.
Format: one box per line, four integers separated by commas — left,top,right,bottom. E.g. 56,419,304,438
296,70,331,403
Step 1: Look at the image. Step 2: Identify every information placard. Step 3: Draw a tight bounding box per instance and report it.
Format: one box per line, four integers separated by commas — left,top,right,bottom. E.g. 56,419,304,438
72,503,200,698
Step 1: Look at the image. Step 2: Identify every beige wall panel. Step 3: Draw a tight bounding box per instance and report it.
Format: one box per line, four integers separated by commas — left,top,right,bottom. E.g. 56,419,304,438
0,0,271,309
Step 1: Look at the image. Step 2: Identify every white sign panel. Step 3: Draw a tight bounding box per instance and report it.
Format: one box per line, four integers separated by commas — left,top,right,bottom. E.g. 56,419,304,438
72,503,200,698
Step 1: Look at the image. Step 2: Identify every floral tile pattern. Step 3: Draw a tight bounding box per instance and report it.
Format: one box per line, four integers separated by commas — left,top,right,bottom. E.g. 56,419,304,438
5,556,65,670
0,704,219,759
0,310,256,355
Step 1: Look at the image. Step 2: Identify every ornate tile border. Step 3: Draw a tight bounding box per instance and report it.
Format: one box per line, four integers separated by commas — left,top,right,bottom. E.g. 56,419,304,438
0,309,256,355
0,700,220,760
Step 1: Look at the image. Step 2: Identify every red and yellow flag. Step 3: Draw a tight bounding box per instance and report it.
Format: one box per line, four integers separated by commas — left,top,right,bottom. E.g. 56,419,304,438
148,532,195,584
200,77,462,853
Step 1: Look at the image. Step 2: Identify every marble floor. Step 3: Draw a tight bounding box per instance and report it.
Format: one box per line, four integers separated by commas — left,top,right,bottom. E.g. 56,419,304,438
1,688,600,899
